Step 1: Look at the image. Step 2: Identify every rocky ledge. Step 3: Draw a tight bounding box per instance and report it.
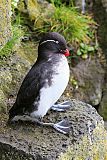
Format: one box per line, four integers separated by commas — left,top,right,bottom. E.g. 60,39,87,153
0,99,107,160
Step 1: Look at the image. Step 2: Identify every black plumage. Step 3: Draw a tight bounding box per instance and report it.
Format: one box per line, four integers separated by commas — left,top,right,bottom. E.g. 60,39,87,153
8,32,71,134
9,32,68,120
9,58,56,119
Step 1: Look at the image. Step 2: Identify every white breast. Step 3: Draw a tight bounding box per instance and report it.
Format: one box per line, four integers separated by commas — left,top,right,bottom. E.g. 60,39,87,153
30,55,70,118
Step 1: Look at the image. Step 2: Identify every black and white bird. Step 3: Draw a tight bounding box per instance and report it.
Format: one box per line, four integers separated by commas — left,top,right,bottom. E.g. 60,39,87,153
8,32,71,134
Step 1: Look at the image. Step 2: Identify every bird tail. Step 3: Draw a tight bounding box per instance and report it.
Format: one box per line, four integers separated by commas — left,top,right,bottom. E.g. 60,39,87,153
8,102,17,122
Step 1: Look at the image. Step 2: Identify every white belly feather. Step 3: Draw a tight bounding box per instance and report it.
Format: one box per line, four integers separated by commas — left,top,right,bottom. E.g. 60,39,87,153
31,56,69,118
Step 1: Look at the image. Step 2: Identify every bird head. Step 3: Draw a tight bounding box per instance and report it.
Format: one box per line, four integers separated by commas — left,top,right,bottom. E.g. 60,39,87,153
38,32,70,59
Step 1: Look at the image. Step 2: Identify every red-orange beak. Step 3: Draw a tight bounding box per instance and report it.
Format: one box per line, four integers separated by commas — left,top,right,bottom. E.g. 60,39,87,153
64,49,70,57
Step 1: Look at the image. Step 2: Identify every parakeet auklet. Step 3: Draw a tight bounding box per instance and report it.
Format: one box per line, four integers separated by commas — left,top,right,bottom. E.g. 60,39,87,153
8,32,71,134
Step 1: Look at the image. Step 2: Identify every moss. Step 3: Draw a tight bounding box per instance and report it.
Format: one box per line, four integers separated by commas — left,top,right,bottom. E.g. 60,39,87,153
18,0,26,12
0,90,7,112
0,0,12,49
0,32,38,113
16,41,38,64
0,70,12,95
59,124,107,160
27,0,40,21
0,24,24,57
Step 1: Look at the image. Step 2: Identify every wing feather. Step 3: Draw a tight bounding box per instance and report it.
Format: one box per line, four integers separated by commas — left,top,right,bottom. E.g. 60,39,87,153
9,60,51,118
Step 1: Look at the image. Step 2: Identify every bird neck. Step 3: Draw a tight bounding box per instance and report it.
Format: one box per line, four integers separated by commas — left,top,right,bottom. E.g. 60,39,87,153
37,51,53,62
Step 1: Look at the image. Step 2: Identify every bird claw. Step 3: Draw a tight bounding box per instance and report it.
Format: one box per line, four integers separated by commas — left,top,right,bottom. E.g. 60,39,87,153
51,101,71,111
9,115,71,135
53,119,70,134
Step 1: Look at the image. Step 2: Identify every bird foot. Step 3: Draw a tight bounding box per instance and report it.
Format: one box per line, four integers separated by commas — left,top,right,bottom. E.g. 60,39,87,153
53,119,70,134
37,119,70,135
8,115,70,135
51,101,71,111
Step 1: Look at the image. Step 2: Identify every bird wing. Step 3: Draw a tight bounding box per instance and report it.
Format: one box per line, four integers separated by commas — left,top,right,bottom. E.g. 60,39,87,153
9,60,51,118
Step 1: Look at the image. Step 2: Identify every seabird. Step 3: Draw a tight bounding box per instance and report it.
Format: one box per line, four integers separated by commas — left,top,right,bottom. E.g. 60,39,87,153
8,32,71,134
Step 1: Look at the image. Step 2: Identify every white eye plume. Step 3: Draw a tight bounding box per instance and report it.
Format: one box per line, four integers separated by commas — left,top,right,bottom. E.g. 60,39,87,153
40,40,59,46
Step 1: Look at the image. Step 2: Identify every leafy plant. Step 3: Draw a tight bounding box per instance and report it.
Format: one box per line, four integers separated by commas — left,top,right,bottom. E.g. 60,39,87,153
70,76,78,89
77,42,98,59
0,14,24,57
35,5,96,45
34,4,97,59
51,0,62,7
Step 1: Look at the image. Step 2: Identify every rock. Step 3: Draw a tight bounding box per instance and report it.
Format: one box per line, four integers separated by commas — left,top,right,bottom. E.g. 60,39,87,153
92,0,107,120
0,0,12,49
99,0,107,12
0,40,37,112
104,121,107,130
74,0,93,13
59,122,107,160
68,56,105,106
0,90,7,112
0,69,12,94
18,0,54,29
0,100,107,159
89,0,107,122
99,75,107,120
0,57,30,112
26,0,40,21
93,0,107,57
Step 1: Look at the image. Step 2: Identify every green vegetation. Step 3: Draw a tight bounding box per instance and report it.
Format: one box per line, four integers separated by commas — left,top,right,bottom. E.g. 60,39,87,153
0,0,23,57
34,2,97,59
77,42,99,59
36,6,95,44
0,0,97,59
0,25,23,57
48,0,74,7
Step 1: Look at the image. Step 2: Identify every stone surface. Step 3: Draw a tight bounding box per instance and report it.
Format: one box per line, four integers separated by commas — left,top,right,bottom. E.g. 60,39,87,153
59,123,107,160
0,41,37,112
18,0,54,29
74,0,93,13
67,56,105,106
99,71,107,120
0,90,7,112
93,0,107,56
26,0,39,21
0,54,30,112
105,121,107,130
0,0,12,49
92,0,107,120
101,0,107,12
0,100,106,159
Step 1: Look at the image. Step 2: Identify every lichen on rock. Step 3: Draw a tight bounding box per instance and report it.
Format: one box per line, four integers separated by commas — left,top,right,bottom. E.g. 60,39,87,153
0,0,12,49
0,99,106,159
0,40,37,113
59,124,107,160
0,90,7,112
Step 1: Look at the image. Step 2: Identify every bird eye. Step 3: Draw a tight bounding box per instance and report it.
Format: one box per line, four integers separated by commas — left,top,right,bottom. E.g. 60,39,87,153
60,49,63,53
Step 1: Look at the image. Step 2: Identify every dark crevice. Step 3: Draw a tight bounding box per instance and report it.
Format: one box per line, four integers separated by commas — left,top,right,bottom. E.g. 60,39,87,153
93,104,100,111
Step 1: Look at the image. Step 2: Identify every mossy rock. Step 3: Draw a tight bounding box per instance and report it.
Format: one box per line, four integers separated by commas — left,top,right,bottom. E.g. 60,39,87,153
59,124,107,160
0,70,12,95
0,100,106,159
69,57,105,106
0,90,7,112
0,39,38,113
0,0,12,49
